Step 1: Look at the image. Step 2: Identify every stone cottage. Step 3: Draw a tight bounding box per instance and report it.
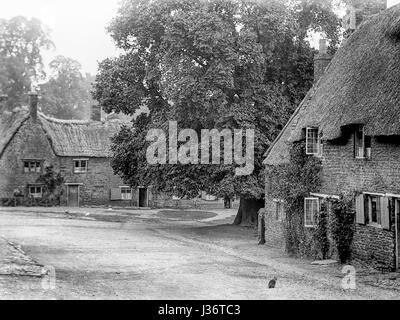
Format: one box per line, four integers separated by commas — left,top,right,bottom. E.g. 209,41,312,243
262,5,400,270
0,92,154,208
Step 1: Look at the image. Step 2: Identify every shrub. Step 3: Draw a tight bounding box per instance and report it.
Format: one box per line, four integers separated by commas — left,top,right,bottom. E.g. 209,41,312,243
331,195,355,263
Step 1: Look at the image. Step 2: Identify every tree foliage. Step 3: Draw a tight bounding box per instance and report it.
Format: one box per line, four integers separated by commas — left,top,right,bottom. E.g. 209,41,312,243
0,16,53,110
94,0,341,224
39,56,95,120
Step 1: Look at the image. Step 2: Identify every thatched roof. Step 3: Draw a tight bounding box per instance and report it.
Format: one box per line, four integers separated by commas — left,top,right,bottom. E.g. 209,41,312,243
264,5,400,166
39,113,127,157
0,111,30,157
0,111,129,158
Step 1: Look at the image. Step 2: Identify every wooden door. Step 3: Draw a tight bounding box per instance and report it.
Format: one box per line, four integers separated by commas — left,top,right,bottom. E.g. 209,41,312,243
68,185,80,207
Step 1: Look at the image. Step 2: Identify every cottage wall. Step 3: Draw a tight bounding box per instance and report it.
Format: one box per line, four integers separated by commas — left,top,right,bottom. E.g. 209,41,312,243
264,136,400,269
59,157,125,206
264,170,285,249
0,117,132,207
321,136,399,270
0,118,59,198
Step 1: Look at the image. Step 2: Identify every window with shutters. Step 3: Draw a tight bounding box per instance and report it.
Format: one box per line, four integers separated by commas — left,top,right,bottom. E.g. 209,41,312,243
304,198,319,227
356,193,390,229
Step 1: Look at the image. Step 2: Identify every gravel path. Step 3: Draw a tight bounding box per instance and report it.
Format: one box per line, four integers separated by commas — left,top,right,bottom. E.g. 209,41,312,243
0,207,399,300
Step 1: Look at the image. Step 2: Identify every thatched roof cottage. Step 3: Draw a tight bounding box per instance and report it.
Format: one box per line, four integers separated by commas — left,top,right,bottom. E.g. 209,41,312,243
262,5,400,270
0,93,152,208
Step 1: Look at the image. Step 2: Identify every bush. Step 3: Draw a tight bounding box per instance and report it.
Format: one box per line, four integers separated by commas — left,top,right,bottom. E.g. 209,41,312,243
331,195,355,263
269,141,323,257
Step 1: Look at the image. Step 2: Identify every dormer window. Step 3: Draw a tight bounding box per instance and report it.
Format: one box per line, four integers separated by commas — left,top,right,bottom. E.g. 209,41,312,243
354,126,371,159
306,127,322,156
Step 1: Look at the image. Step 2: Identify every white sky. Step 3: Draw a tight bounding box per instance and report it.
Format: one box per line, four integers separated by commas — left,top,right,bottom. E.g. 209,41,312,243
1,0,400,76
1,0,122,75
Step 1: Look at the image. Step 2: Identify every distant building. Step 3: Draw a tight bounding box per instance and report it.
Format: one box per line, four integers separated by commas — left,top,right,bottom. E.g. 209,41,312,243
0,94,153,208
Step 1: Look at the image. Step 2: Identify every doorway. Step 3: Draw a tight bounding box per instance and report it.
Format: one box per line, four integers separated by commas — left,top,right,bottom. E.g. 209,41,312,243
139,188,148,208
67,185,80,207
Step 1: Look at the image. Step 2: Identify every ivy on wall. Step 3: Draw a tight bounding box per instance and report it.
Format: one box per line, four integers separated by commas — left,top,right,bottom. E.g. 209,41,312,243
331,194,355,263
268,141,356,261
268,141,323,257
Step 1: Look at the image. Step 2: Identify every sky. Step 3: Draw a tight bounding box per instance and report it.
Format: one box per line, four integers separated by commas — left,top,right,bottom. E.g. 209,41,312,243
1,0,122,75
1,0,400,76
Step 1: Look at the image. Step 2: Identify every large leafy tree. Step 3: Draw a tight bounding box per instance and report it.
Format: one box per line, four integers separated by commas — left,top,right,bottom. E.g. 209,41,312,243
39,56,95,120
0,16,53,110
94,0,341,225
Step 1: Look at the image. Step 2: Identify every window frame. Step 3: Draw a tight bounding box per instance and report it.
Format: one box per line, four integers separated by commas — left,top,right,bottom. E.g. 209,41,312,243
23,160,43,174
120,186,133,201
73,159,89,174
364,193,382,228
304,197,319,228
306,127,322,157
354,126,372,159
28,185,43,199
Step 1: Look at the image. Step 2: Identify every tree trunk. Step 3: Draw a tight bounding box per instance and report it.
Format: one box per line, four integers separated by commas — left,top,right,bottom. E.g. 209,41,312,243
233,196,264,226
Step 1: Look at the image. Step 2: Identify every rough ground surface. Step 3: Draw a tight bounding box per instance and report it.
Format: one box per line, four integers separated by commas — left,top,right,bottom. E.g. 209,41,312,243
0,207,399,300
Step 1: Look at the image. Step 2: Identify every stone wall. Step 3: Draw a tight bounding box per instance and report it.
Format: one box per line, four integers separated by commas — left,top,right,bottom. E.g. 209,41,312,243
0,117,128,207
321,136,399,270
264,135,400,269
59,157,125,206
0,118,59,198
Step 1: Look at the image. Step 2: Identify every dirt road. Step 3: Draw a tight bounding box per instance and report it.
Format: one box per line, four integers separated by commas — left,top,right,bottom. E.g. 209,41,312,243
0,207,398,300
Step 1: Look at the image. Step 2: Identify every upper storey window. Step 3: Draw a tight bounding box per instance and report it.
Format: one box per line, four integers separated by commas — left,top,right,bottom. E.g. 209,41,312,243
23,160,42,173
354,126,371,159
306,127,322,156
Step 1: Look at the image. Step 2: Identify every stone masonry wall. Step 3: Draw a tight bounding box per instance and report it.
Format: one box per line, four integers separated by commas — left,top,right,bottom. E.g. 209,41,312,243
264,136,399,269
0,118,59,198
0,117,129,206
321,136,399,270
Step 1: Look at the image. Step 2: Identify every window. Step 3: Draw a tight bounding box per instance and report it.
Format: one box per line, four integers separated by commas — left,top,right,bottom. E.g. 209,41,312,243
120,187,132,200
304,198,319,227
274,199,285,221
306,128,322,156
23,160,42,173
29,186,43,199
74,159,88,173
354,126,372,159
364,194,382,226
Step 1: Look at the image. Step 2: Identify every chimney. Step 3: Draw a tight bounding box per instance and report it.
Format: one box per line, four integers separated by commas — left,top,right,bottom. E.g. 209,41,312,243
0,94,8,113
90,105,102,122
314,39,332,84
29,91,38,122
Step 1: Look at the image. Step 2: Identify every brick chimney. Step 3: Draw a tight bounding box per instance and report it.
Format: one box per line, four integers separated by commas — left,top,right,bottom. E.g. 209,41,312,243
29,91,38,122
314,39,332,84
90,105,102,122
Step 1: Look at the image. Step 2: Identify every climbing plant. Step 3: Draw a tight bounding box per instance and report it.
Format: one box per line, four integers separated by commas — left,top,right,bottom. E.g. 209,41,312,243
36,165,65,205
331,194,355,263
269,141,323,257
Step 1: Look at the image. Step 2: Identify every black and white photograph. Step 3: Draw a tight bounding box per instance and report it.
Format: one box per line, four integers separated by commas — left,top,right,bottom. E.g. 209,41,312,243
0,0,400,305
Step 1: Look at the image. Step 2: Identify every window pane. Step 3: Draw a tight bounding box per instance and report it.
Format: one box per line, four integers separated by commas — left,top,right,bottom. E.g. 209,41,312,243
306,128,319,155
371,197,378,223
